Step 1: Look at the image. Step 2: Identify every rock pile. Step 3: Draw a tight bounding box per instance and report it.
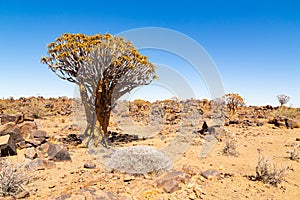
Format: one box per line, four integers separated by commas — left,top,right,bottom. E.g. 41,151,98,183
0,114,72,171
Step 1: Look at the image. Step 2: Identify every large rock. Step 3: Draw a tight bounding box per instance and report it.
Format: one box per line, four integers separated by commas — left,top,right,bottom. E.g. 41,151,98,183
22,129,48,147
19,122,37,137
0,123,24,146
48,144,71,162
1,114,23,125
0,134,17,156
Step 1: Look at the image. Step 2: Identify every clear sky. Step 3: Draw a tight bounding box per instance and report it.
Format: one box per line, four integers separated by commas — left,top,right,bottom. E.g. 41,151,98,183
0,0,299,106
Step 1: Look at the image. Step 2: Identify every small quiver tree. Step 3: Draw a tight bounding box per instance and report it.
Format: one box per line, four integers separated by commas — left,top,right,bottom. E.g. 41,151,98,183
276,94,290,107
224,93,245,114
41,33,156,147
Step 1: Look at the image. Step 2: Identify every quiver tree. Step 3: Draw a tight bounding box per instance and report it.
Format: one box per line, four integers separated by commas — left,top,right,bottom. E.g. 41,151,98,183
41,33,156,147
276,94,290,107
224,93,245,114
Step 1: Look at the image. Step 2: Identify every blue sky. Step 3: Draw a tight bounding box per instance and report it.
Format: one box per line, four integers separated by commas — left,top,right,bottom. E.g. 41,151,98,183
0,0,299,106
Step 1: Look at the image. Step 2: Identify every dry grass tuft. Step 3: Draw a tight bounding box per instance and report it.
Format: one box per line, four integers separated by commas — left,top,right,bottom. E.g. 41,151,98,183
288,143,300,161
222,138,239,157
0,158,30,197
255,155,289,186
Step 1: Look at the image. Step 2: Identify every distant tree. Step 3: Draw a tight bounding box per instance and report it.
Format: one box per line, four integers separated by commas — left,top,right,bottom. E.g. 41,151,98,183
41,33,156,147
224,93,245,114
276,94,290,107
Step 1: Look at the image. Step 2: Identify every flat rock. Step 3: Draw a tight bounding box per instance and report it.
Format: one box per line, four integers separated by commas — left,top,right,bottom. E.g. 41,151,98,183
25,158,56,171
163,179,180,193
15,190,30,199
157,170,191,194
31,130,49,139
77,187,118,200
201,169,220,180
25,137,45,147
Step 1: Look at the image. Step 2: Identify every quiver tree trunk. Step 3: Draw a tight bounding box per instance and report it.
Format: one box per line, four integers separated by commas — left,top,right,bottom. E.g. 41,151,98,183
79,84,99,147
95,80,115,147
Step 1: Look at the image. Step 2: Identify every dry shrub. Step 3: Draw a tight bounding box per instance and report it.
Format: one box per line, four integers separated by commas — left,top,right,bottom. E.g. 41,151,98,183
30,99,45,119
0,158,29,197
222,138,239,157
222,136,239,157
288,143,300,161
255,155,289,186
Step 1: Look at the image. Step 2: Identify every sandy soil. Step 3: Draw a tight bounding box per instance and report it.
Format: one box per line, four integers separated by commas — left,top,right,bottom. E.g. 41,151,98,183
6,114,298,200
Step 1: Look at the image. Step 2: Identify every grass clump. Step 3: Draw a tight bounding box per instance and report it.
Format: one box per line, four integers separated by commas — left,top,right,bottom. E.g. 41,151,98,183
255,155,289,186
288,143,300,161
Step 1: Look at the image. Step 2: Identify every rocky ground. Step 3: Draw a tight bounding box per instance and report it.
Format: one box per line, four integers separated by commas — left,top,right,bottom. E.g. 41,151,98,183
0,97,300,199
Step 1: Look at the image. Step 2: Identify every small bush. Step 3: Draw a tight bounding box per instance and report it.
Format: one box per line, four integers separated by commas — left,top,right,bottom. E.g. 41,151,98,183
255,155,289,186
0,158,29,197
288,144,300,161
222,139,239,157
105,146,173,175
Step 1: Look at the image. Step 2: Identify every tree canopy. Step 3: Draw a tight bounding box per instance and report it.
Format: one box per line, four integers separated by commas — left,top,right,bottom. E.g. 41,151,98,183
41,33,157,146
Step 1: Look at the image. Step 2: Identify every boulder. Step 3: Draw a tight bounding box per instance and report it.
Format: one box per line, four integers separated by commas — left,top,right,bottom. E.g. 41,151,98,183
25,158,56,171
0,123,24,148
48,144,71,162
19,122,37,136
0,134,17,156
1,114,23,125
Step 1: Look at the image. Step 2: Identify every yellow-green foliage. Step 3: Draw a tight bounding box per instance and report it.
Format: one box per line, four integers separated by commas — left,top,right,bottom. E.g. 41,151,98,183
271,106,300,120
224,93,245,114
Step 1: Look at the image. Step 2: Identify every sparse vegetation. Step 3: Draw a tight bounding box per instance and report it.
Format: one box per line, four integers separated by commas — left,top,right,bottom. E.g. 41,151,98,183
0,158,29,197
30,98,45,119
224,93,245,114
222,138,239,157
255,155,289,186
271,106,300,120
288,143,300,161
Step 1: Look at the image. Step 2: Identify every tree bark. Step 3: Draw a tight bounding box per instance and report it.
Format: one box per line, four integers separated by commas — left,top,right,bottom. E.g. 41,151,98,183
95,82,113,147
